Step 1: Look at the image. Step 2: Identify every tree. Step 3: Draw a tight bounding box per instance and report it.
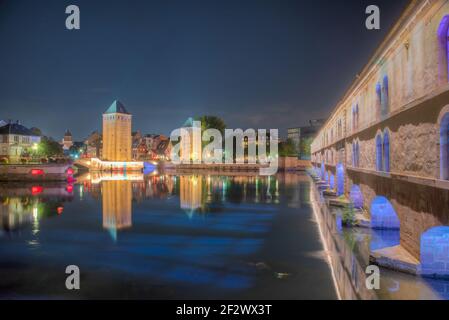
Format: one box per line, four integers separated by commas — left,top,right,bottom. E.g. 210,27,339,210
30,127,42,136
194,116,227,150
36,136,64,158
195,116,226,135
279,138,297,157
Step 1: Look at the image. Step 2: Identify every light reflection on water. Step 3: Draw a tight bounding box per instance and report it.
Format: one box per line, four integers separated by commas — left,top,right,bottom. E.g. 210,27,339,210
0,172,337,299
316,190,449,300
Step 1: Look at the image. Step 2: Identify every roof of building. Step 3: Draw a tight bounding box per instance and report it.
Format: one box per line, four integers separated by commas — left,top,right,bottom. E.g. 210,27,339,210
0,122,38,136
64,129,72,136
104,100,130,115
0,120,6,128
183,117,194,127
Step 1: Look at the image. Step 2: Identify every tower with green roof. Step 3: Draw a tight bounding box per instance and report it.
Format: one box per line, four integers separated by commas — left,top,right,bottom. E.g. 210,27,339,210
102,100,132,161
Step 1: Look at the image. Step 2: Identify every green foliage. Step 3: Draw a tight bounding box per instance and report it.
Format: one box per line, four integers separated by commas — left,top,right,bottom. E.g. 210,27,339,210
279,138,297,157
300,137,313,160
29,127,42,136
34,136,64,158
195,116,227,135
342,203,356,227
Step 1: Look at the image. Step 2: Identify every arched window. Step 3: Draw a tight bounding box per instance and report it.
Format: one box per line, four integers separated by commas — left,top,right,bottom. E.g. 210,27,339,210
437,16,449,83
370,196,400,230
440,113,449,180
383,130,390,173
376,83,382,120
381,76,389,118
355,104,359,130
376,134,383,171
352,105,356,131
352,142,356,166
355,140,360,168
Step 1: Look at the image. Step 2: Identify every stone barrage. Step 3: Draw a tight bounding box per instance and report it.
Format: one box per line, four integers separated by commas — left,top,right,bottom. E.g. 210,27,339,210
310,0,449,275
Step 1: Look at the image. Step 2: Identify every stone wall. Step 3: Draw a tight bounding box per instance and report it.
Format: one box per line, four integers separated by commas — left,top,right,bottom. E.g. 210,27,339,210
347,168,449,260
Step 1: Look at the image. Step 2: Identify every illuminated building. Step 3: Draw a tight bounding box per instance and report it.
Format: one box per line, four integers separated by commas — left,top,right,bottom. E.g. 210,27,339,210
180,175,203,215
102,100,132,162
61,129,73,151
180,118,202,163
102,180,132,237
0,121,41,163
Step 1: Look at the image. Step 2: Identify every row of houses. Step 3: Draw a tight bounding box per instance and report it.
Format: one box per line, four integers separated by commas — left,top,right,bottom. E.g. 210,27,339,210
61,128,171,162
0,120,41,163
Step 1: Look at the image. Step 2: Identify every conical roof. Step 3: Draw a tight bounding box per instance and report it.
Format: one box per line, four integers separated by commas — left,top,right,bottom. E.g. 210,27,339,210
104,100,130,115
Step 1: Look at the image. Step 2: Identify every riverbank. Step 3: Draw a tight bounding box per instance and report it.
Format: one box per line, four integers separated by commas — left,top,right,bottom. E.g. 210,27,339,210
308,168,449,300
0,163,73,181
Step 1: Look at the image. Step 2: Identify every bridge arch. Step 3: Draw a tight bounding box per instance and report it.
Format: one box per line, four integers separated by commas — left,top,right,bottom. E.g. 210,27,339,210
421,226,449,277
336,163,345,196
370,196,400,230
329,173,335,190
350,185,363,209
320,161,325,180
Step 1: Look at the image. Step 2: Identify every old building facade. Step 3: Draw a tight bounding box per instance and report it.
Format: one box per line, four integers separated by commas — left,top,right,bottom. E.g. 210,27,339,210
311,0,449,276
0,122,41,163
102,100,132,162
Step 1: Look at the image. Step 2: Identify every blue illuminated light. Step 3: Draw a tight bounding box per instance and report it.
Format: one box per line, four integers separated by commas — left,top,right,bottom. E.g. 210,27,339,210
329,174,335,190
350,185,363,209
376,134,383,171
370,196,400,230
421,226,449,277
440,113,449,180
336,163,344,196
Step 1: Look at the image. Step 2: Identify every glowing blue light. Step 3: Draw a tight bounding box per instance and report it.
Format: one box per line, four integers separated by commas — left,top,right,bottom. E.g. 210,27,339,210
440,113,449,180
350,185,363,209
329,174,335,190
383,131,390,173
143,162,156,175
370,196,400,230
320,162,325,180
336,163,344,196
376,135,383,171
421,226,449,277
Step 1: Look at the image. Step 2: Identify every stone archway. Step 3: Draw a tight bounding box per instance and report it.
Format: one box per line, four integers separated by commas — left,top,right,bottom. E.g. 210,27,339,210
370,196,400,230
350,185,363,209
420,226,449,277
336,163,345,196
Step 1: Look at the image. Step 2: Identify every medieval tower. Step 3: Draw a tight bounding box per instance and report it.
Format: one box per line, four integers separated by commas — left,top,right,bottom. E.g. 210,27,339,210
102,100,132,162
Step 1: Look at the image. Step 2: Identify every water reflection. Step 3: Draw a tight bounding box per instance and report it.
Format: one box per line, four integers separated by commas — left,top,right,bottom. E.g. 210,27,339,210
0,173,338,299
314,186,449,300
0,183,73,234
102,180,132,240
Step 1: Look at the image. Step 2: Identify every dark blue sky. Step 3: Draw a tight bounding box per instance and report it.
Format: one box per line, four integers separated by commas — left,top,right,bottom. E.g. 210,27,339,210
0,0,409,140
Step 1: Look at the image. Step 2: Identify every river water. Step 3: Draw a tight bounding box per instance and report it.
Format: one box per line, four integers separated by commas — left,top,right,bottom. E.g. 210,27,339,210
0,172,338,299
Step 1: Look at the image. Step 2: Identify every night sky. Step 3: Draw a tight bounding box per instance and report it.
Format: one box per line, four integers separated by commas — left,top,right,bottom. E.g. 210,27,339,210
0,0,409,141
